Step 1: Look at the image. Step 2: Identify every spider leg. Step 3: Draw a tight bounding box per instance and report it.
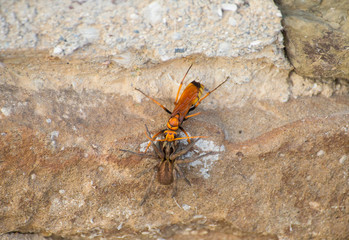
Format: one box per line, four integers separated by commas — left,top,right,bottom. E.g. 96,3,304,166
170,138,199,160
175,164,191,186
136,164,158,178
140,169,157,206
119,149,156,158
171,166,178,198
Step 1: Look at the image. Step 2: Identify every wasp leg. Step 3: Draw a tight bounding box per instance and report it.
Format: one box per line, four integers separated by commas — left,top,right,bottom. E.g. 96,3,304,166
174,64,193,105
175,164,191,186
176,126,207,145
178,126,191,144
172,135,207,143
144,125,165,159
140,169,157,206
184,111,201,120
192,76,230,110
135,88,172,115
144,129,164,154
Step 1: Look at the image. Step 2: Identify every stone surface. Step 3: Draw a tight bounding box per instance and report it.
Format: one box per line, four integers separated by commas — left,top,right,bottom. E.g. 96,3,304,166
0,0,295,104
290,72,349,98
1,0,349,239
0,0,287,64
0,51,291,107
276,0,349,80
0,233,51,240
1,59,349,239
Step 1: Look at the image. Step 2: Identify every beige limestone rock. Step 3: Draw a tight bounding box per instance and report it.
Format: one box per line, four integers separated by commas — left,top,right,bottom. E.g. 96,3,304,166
276,0,349,80
1,59,349,239
290,72,349,98
1,0,349,239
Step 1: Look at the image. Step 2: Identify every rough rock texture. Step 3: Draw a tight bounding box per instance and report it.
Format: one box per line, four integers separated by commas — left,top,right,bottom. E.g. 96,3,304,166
1,76,349,239
1,0,349,239
290,72,349,98
0,0,293,104
276,0,349,80
0,233,51,240
0,0,286,63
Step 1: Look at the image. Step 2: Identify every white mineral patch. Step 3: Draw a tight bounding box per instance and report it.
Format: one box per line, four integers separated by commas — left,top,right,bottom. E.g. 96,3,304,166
182,204,191,211
189,139,225,179
1,107,11,116
195,139,225,152
50,131,59,140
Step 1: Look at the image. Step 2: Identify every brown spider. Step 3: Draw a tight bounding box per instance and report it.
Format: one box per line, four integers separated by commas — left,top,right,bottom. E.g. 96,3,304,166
120,125,216,205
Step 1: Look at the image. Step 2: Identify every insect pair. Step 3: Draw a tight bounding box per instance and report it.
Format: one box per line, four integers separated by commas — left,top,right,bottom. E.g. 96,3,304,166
121,64,229,205
121,125,216,205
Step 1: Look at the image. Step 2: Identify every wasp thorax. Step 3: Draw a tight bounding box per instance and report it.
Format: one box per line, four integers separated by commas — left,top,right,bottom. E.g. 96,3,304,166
167,117,179,130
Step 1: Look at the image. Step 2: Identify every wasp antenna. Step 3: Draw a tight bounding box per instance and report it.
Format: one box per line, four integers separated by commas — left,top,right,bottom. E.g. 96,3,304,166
174,64,194,104
193,76,230,108
172,136,207,141
135,88,172,114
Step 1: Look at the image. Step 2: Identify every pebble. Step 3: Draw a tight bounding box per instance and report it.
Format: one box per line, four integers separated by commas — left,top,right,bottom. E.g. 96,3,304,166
53,46,63,55
339,155,347,164
222,3,238,12
317,150,325,157
143,1,163,25
217,7,223,17
174,48,186,53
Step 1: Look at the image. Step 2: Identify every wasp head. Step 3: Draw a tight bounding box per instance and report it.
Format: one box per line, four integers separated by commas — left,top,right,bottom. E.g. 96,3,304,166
164,130,177,142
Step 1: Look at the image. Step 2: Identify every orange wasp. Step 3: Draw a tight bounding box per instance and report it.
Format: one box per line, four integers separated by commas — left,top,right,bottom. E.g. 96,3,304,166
136,64,229,152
